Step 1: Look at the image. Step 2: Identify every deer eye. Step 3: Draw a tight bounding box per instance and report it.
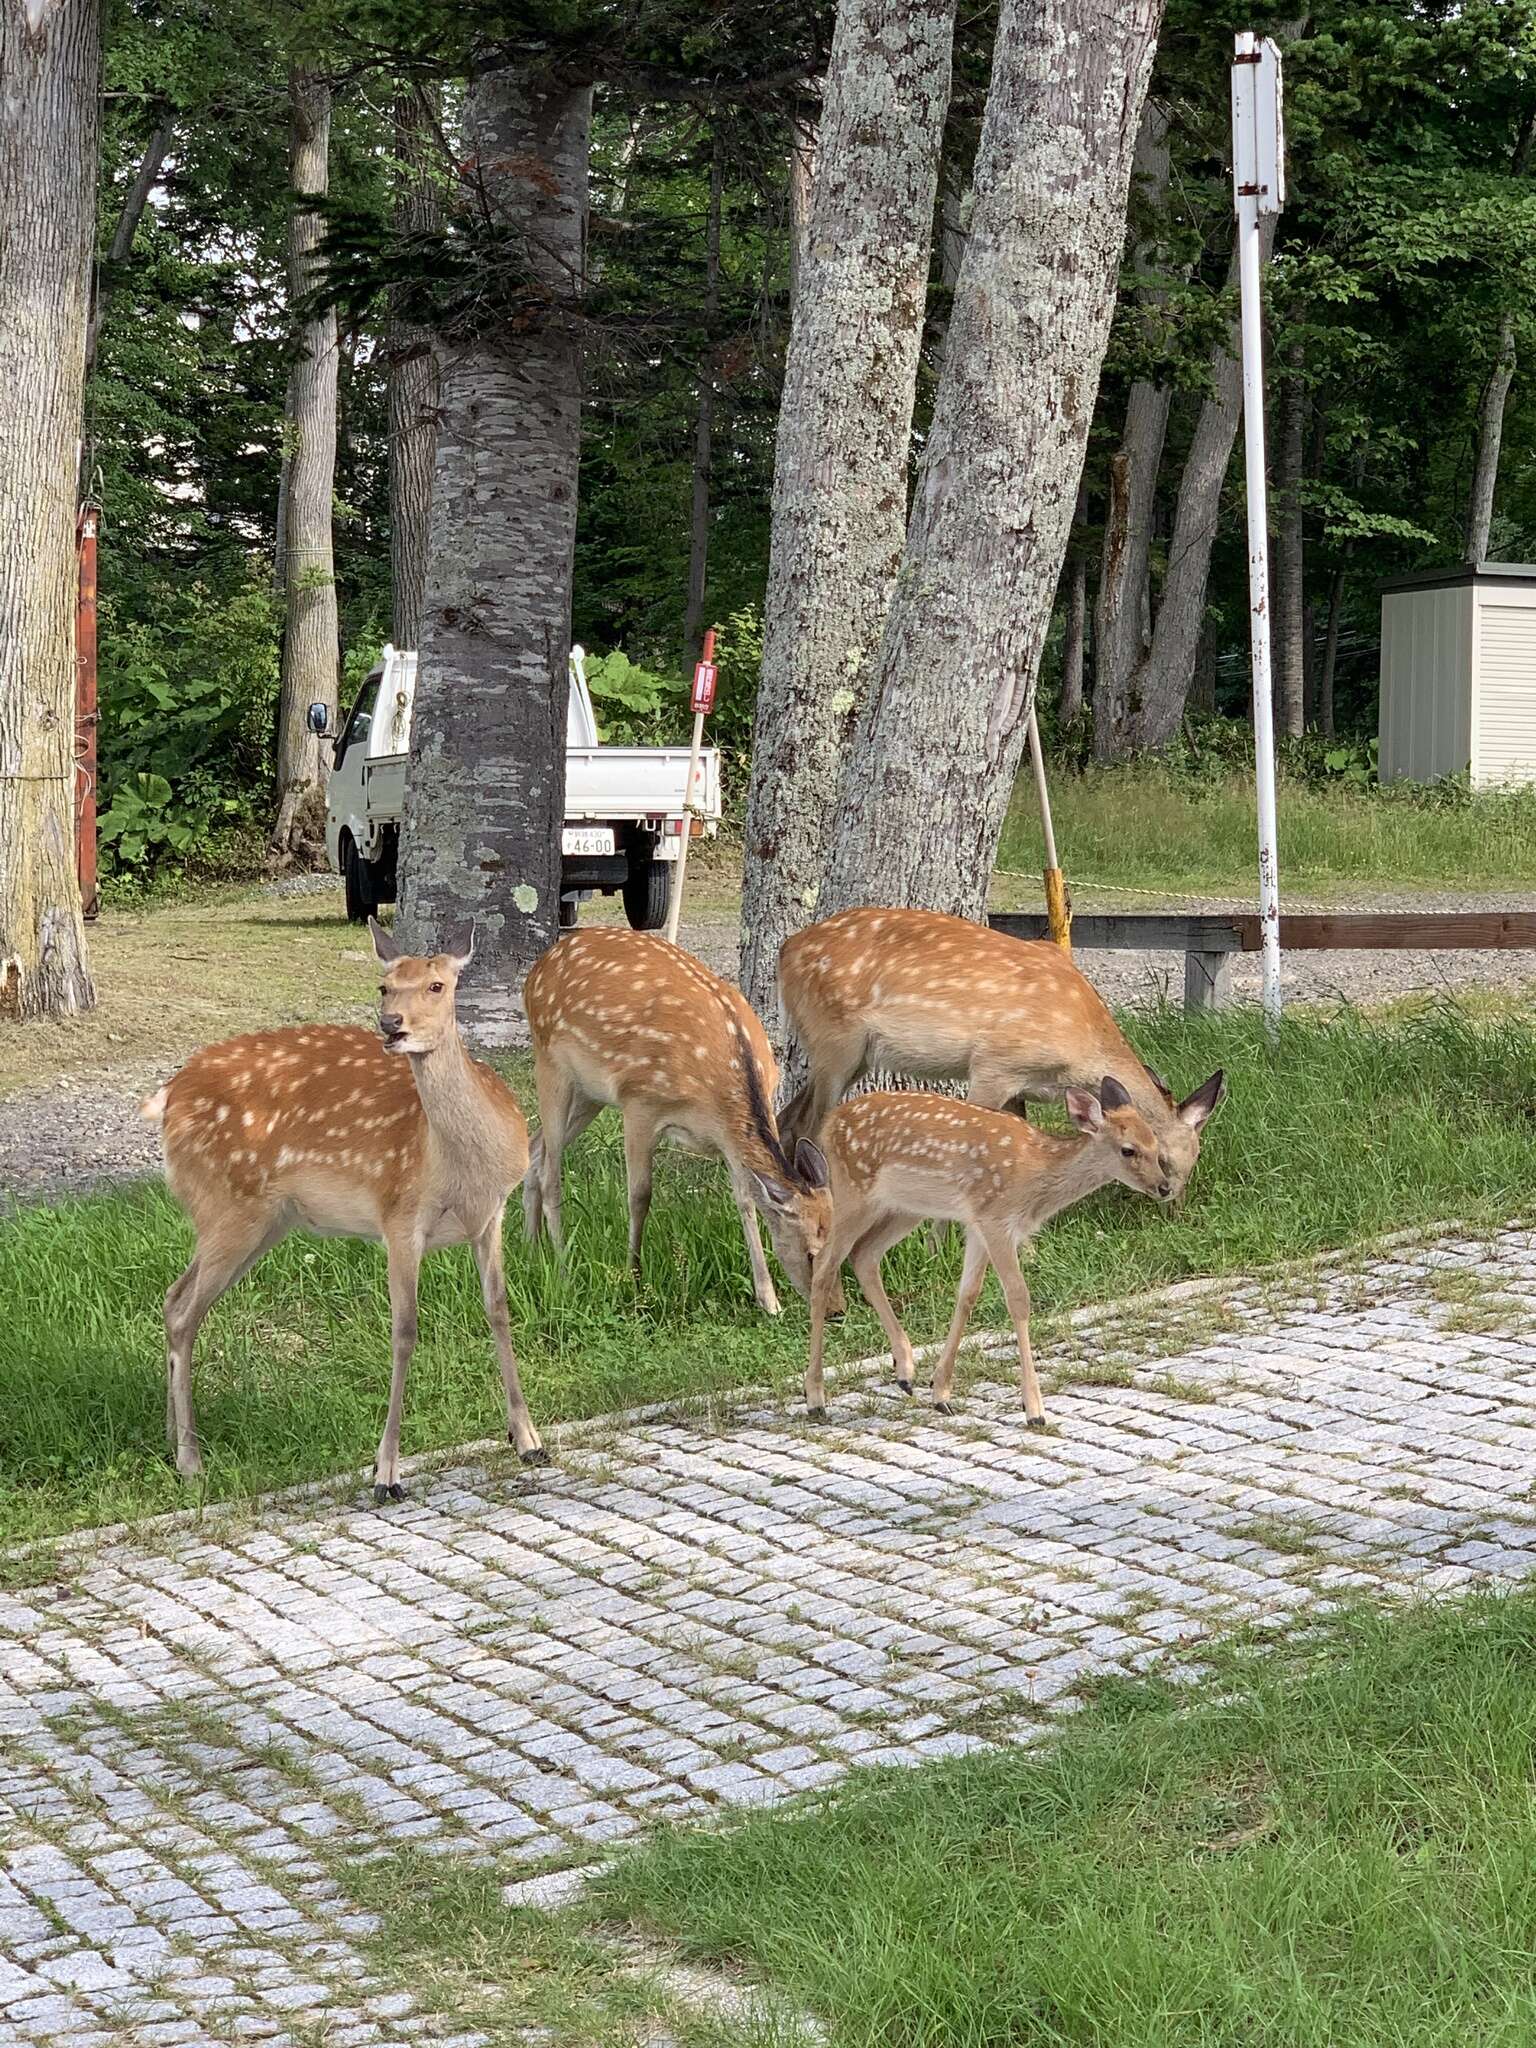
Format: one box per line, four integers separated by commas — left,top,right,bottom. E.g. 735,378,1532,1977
1120,1145,1137,1159
429,981,444,994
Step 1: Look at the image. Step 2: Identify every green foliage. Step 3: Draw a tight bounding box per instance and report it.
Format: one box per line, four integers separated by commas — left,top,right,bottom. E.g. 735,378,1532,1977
582,648,687,733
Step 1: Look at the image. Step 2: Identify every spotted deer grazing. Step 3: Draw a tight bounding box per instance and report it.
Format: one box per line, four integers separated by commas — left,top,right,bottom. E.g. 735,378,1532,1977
141,919,546,1501
778,907,1226,1176
806,1076,1220,1422
522,927,831,1312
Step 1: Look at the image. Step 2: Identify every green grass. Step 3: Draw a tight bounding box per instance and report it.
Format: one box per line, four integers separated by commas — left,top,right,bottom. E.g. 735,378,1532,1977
4,1002,1536,1545
594,1592,1536,2047
996,765,1536,896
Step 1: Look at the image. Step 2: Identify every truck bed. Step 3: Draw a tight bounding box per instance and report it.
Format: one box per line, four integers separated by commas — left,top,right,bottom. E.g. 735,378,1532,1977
362,744,720,823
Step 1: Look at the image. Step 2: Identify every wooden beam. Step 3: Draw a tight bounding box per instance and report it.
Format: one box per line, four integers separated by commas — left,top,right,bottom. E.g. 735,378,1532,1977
989,910,1536,953
989,913,1244,951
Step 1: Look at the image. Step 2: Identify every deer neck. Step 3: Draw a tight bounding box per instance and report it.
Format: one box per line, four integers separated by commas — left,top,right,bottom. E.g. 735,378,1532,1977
407,1028,487,1168
1016,1130,1116,1230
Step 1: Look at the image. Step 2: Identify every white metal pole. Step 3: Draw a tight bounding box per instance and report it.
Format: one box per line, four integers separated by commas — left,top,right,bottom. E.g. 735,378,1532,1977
1233,32,1283,1035
663,709,706,946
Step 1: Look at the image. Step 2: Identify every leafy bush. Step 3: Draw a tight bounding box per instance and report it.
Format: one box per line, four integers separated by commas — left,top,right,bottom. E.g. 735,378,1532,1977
97,572,280,878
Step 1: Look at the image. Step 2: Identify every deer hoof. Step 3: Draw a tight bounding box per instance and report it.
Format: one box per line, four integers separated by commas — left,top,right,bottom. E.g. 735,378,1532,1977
518,1444,551,1467
934,1401,954,1416
807,1404,827,1422
373,1481,405,1505
896,1378,913,1396
1024,1414,1047,1432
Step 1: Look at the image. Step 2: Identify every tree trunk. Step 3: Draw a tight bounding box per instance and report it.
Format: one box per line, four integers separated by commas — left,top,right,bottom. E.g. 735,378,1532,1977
739,0,956,1038
398,56,591,1000
1060,551,1088,725
683,134,724,662
820,0,1163,922
387,87,442,650
1272,338,1306,738
1189,613,1218,714
1318,563,1344,740
270,67,340,856
1092,102,1173,762
0,0,99,1021
1466,313,1516,564
1130,213,1280,751
85,109,174,378
787,114,817,312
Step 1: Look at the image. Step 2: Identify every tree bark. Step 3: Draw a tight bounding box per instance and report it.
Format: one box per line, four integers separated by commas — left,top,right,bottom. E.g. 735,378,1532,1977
85,109,174,379
1317,563,1344,740
387,86,442,649
1130,213,1280,751
1091,102,1172,762
398,55,591,996
1466,313,1515,564
820,0,1163,922
683,133,724,662
1059,551,1088,725
1272,337,1306,738
787,114,817,312
0,0,99,1021
270,67,340,856
739,0,956,1038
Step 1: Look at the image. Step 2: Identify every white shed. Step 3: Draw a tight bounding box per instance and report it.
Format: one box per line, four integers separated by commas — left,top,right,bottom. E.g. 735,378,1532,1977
1379,563,1536,788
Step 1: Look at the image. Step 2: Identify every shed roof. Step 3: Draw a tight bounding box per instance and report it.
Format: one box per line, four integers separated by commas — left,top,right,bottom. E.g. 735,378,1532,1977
1381,562,1536,596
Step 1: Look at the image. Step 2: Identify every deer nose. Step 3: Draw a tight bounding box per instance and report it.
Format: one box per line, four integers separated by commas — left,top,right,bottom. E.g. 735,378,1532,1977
380,1011,403,1036
1158,1180,1172,1198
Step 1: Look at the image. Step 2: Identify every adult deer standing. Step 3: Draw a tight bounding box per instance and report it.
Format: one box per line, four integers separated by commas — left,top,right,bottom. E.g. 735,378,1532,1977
779,907,1226,1157
805,1077,1219,1421
142,920,546,1500
522,927,831,1311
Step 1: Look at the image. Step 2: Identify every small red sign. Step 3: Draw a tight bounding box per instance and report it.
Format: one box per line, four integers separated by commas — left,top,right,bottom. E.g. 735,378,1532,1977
691,661,717,715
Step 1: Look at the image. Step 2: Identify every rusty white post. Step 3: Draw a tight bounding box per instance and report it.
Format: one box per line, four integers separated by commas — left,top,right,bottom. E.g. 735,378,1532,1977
664,627,717,946
1232,29,1285,1035
76,502,100,923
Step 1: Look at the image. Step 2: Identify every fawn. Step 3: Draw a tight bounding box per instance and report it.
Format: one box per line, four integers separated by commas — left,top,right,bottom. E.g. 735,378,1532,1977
804,1075,1223,1421
142,920,545,1500
778,907,1226,1171
522,926,831,1312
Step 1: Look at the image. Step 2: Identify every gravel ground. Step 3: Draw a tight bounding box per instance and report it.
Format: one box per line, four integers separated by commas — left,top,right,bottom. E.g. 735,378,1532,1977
2,886,1532,1208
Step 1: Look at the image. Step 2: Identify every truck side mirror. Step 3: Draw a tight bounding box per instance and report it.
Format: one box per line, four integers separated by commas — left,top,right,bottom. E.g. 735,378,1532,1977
306,702,330,736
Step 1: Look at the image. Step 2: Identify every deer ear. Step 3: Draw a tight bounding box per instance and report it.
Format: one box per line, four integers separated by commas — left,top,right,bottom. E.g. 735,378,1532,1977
1098,1074,1133,1112
794,1138,829,1191
369,917,401,964
1145,1064,1174,1104
1178,1069,1227,1128
750,1169,795,1213
1065,1087,1103,1134
443,923,476,974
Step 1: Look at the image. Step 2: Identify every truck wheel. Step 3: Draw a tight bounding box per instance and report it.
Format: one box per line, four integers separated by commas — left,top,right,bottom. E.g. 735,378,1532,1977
342,835,377,924
623,856,671,932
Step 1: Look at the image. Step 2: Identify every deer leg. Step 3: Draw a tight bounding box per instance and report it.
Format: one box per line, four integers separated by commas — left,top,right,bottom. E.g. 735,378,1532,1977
522,1131,545,1241
529,1063,598,1259
730,1164,783,1316
163,1212,284,1480
930,1227,992,1413
805,1206,870,1417
373,1233,422,1502
779,1032,867,1148
981,1222,1045,1427
473,1210,547,1466
848,1211,922,1394
623,1107,662,1280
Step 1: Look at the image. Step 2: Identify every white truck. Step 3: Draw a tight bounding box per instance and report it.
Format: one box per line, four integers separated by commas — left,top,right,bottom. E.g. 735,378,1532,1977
314,645,721,930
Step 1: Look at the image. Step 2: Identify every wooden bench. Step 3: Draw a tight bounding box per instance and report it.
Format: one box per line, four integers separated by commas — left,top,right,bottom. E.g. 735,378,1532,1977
987,911,1536,1014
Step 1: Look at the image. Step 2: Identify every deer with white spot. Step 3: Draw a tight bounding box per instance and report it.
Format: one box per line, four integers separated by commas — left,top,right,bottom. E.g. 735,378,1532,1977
522,927,831,1311
779,906,1225,1157
806,1076,1221,1421
141,920,546,1500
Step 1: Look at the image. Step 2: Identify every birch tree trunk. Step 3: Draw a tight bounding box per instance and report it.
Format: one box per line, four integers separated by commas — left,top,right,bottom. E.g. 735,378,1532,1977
397,56,590,1000
1272,338,1306,737
683,135,724,661
270,67,340,856
1130,214,1280,751
1466,313,1515,564
739,0,956,1035
387,87,442,649
0,0,99,1021
819,0,1163,922
1091,102,1172,762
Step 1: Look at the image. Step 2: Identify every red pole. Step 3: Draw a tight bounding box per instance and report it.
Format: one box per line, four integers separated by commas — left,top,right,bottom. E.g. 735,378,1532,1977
75,504,100,922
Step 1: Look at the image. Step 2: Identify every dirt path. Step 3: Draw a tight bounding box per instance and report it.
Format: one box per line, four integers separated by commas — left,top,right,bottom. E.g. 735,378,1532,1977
2,871,1532,1206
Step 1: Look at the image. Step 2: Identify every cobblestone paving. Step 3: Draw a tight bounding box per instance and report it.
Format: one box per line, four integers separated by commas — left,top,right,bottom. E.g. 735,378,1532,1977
5,1229,1536,2043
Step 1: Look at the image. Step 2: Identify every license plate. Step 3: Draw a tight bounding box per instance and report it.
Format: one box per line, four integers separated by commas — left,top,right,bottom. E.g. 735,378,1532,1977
562,827,615,856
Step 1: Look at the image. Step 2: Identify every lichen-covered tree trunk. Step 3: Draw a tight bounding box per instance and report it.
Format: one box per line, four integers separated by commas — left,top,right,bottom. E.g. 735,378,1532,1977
387,86,442,649
1130,213,1279,751
739,0,956,1037
1272,338,1307,738
786,115,817,311
398,57,590,1001
271,67,340,856
1091,102,1172,762
819,0,1163,922
0,0,99,1021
